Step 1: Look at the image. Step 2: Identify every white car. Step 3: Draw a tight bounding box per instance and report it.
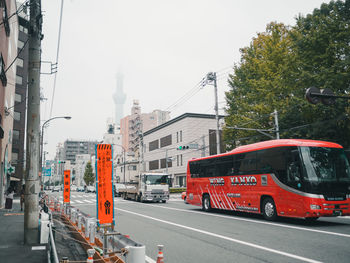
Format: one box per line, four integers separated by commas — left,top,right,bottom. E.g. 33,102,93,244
85,185,95,193
70,185,77,191
52,186,60,192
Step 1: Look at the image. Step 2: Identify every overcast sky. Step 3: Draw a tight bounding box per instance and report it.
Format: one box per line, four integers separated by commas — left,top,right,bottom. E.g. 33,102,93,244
39,0,330,159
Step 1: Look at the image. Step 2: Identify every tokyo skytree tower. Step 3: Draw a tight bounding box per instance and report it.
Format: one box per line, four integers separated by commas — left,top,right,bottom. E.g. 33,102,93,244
113,72,126,126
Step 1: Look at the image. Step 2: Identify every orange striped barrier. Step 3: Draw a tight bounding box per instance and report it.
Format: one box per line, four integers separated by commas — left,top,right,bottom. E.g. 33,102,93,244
156,245,164,263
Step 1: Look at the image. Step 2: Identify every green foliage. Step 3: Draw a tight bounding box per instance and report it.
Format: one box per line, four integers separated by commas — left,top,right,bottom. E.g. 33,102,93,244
170,187,186,193
84,161,95,186
224,1,350,149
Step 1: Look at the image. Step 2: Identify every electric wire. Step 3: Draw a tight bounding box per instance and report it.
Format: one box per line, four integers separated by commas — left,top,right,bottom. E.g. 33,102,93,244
49,0,64,118
0,0,29,27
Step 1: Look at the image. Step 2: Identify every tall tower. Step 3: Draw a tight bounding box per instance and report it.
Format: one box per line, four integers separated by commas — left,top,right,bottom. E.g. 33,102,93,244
113,72,126,126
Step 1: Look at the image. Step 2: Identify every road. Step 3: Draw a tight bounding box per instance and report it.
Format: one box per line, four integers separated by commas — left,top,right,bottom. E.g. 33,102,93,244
50,191,350,263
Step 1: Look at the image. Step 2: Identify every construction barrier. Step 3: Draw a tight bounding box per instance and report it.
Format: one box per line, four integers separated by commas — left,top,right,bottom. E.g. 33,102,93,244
47,196,147,263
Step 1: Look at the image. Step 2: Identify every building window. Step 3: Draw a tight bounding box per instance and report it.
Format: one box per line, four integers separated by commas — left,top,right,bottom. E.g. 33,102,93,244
15,93,21,102
177,155,179,166
176,132,179,143
18,40,24,49
16,75,23,85
0,54,6,86
180,154,183,166
17,58,24,68
160,158,172,169
14,111,21,121
11,152,18,164
13,130,20,140
149,160,159,170
19,25,28,34
180,130,182,142
149,139,159,151
160,134,172,148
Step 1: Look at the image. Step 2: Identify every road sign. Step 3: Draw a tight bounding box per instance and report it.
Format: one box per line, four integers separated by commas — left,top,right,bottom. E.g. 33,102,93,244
96,144,114,226
7,165,15,174
63,170,70,203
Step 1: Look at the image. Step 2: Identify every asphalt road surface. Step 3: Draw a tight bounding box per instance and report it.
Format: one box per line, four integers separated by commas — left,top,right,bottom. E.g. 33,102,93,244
50,191,350,263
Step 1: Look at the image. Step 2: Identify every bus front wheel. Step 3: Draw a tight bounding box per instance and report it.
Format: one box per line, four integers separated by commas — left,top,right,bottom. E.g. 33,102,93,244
202,195,211,212
262,197,277,221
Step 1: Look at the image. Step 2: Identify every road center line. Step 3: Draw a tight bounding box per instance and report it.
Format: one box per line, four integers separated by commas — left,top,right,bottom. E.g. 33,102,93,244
126,203,350,238
117,208,322,263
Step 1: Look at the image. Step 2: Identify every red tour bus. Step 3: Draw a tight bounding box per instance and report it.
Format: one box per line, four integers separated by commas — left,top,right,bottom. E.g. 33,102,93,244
186,139,350,221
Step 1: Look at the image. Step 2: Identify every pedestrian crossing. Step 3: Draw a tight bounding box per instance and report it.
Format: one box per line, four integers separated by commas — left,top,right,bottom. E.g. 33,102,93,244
54,193,183,205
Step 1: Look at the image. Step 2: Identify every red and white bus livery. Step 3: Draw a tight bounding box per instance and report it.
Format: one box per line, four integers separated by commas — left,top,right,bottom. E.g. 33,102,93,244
186,139,350,221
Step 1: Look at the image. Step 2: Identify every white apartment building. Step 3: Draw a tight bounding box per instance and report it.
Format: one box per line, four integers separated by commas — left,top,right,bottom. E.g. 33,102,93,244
74,154,91,186
143,113,224,187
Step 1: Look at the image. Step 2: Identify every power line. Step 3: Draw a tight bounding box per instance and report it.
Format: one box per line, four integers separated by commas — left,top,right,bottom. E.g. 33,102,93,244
49,0,64,118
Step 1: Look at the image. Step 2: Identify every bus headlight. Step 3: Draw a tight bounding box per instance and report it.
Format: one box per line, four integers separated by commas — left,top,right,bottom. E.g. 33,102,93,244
310,204,321,210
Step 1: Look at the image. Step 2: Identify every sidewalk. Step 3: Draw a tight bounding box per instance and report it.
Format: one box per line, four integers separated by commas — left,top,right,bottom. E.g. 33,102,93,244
0,197,47,263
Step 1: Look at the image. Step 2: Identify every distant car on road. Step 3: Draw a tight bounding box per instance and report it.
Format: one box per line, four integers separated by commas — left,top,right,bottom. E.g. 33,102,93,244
77,186,84,192
114,183,126,197
85,185,95,193
52,186,60,192
71,185,77,191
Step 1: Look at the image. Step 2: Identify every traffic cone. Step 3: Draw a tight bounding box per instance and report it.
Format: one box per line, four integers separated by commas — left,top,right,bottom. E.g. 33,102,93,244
156,245,164,263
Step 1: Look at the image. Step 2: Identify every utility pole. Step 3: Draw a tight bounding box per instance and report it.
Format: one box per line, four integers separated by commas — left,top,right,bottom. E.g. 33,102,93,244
273,109,280,139
205,72,221,154
201,135,206,157
24,0,42,244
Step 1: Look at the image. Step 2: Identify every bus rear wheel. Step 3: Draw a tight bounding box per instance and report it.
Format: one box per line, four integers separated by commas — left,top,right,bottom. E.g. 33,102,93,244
262,197,277,221
202,195,211,212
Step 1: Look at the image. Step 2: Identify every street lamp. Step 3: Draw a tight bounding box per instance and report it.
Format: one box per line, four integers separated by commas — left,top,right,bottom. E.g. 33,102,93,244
40,116,71,183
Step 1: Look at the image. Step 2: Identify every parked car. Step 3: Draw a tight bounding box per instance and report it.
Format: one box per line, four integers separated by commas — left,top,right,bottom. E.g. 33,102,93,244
71,185,77,191
114,183,126,197
85,185,95,193
77,186,84,192
52,186,60,192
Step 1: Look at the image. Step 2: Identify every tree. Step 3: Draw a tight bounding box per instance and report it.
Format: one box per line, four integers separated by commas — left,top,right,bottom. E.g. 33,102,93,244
84,161,94,186
224,22,299,148
224,1,350,149
290,0,350,148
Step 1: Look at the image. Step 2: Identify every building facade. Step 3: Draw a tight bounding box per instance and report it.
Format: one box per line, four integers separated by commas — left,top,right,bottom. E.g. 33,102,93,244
63,139,98,165
11,10,29,189
74,154,91,187
120,100,170,155
0,0,19,203
143,113,224,187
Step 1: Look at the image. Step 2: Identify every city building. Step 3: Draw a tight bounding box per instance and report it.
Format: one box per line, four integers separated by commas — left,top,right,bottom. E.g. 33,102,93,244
11,6,29,190
74,154,91,187
63,139,98,165
143,113,225,187
0,0,19,202
120,100,170,155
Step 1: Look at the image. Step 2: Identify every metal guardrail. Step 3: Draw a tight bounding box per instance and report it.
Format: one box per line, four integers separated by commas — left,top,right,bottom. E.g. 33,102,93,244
48,222,59,263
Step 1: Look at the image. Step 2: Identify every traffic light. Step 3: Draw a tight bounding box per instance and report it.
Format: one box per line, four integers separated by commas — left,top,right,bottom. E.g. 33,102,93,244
177,145,189,150
305,87,336,105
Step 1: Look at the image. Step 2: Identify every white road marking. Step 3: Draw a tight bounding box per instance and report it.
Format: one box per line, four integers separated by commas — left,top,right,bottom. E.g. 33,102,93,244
74,200,84,204
117,208,322,263
84,199,93,203
121,202,350,239
145,255,156,263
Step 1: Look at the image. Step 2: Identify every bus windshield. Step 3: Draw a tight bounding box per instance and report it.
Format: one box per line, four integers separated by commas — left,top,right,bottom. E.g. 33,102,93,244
145,175,168,185
300,147,350,183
